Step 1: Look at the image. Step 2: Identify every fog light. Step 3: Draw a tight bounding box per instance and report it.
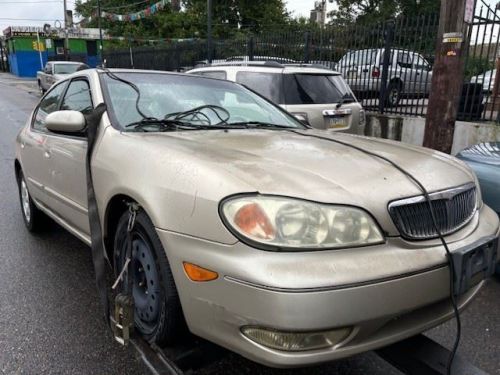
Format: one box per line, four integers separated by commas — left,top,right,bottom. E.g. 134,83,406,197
241,326,352,351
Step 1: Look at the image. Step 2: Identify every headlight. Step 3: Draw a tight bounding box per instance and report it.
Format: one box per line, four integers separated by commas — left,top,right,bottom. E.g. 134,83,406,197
220,195,384,250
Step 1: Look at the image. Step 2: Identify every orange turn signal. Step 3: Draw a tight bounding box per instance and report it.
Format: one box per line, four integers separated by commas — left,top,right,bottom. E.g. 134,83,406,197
183,262,218,282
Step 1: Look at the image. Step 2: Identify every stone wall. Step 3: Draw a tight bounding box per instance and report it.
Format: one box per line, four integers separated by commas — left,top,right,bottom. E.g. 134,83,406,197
365,114,500,154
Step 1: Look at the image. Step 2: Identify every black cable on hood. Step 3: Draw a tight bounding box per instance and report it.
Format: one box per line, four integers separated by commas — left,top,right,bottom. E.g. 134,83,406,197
287,129,461,375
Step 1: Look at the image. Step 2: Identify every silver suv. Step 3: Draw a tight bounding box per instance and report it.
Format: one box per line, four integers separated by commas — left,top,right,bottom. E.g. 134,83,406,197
338,49,433,106
188,62,365,134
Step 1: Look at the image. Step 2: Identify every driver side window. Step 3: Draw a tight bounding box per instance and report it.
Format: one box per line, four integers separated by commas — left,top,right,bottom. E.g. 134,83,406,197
33,81,67,131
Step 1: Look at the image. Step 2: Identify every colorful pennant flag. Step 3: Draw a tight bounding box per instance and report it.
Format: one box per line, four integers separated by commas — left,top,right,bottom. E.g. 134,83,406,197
100,0,170,22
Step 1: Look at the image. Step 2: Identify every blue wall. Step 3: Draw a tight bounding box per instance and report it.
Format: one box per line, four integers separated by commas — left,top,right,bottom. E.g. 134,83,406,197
9,50,48,77
8,46,101,78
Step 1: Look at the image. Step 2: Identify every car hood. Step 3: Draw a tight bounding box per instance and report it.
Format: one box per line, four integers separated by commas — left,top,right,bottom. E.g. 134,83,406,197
153,129,474,201
123,128,476,237
457,142,500,166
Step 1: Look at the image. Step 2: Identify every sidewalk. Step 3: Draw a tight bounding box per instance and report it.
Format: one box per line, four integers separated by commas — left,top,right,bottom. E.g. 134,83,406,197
0,72,38,95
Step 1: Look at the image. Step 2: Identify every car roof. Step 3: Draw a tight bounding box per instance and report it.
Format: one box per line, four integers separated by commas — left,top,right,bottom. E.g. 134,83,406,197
96,68,205,76
188,63,341,75
50,61,87,65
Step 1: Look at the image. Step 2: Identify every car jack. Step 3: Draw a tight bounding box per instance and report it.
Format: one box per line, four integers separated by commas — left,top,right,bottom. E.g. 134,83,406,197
111,293,135,346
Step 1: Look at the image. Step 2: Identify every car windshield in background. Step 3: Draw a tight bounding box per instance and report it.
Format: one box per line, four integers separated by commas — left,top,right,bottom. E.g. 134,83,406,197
339,49,378,67
101,72,303,130
54,64,87,74
284,74,355,105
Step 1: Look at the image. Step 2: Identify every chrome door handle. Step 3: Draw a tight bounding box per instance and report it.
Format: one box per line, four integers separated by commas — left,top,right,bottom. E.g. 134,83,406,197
44,151,51,158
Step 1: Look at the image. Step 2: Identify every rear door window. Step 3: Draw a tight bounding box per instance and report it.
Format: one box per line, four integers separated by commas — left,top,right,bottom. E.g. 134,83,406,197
235,71,283,103
397,52,413,69
283,74,355,105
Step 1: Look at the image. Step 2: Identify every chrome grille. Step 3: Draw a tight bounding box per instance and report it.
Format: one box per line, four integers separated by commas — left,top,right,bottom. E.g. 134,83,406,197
389,184,477,240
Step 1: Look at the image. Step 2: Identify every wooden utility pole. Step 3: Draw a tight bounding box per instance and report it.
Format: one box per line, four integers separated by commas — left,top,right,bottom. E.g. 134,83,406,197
63,0,70,60
423,0,470,153
207,0,213,64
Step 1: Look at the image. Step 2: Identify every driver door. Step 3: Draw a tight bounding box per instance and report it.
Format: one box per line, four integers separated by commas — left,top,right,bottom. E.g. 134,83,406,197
44,78,93,237
21,81,67,207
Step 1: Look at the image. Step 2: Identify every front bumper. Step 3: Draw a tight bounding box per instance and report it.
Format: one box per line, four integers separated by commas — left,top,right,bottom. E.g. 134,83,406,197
157,205,500,368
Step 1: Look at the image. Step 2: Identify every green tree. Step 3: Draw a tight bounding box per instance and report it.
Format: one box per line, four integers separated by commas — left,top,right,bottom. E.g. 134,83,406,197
328,0,440,25
75,0,290,41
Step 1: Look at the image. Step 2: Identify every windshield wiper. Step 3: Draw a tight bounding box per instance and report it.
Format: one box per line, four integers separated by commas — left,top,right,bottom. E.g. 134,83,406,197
125,118,199,132
125,118,238,132
336,93,356,108
226,121,294,129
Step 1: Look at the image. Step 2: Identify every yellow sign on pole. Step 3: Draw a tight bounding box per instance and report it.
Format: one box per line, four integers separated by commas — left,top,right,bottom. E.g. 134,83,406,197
32,41,45,52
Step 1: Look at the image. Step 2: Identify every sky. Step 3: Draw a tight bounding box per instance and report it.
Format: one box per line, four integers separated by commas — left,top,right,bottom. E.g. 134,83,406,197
0,0,327,33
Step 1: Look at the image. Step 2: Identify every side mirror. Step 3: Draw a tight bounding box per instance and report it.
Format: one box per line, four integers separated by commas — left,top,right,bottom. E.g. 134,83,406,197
45,110,86,133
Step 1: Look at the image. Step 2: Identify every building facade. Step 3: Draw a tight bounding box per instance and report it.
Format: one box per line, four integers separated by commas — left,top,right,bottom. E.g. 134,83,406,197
3,26,108,77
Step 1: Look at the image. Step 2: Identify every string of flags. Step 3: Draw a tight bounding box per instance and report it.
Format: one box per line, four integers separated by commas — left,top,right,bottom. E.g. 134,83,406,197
100,0,171,22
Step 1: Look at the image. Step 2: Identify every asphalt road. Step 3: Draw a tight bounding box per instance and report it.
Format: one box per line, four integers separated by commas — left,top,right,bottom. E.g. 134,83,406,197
0,73,498,375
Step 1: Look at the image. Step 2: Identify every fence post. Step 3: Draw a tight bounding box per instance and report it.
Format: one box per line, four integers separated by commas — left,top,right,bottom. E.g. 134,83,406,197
247,35,255,61
128,37,134,69
378,20,395,114
304,31,311,63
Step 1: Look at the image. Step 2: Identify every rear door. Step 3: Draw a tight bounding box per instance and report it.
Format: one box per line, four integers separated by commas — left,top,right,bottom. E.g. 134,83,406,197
413,54,432,95
44,78,93,236
396,51,414,94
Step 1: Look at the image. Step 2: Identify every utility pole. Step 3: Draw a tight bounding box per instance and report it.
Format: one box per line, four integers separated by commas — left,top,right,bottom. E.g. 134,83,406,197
97,0,104,64
207,0,212,64
423,0,470,153
63,0,69,60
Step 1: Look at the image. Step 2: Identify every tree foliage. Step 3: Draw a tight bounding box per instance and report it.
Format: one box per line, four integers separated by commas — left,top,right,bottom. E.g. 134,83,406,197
328,0,440,25
75,0,290,43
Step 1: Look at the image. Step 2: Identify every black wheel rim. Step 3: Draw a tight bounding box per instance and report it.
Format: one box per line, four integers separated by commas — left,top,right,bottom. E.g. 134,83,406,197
120,231,161,334
389,88,399,105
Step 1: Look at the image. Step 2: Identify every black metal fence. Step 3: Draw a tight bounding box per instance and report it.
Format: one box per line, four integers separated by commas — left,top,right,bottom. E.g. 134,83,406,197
103,15,439,117
101,9,500,123
462,0,500,122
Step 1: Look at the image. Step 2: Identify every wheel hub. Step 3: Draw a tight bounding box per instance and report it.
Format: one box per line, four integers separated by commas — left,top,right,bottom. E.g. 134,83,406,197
21,179,31,223
390,88,399,103
130,237,160,324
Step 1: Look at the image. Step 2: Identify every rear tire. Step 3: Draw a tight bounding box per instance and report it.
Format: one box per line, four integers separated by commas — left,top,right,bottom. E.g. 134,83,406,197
17,170,45,232
114,208,184,345
386,81,402,107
